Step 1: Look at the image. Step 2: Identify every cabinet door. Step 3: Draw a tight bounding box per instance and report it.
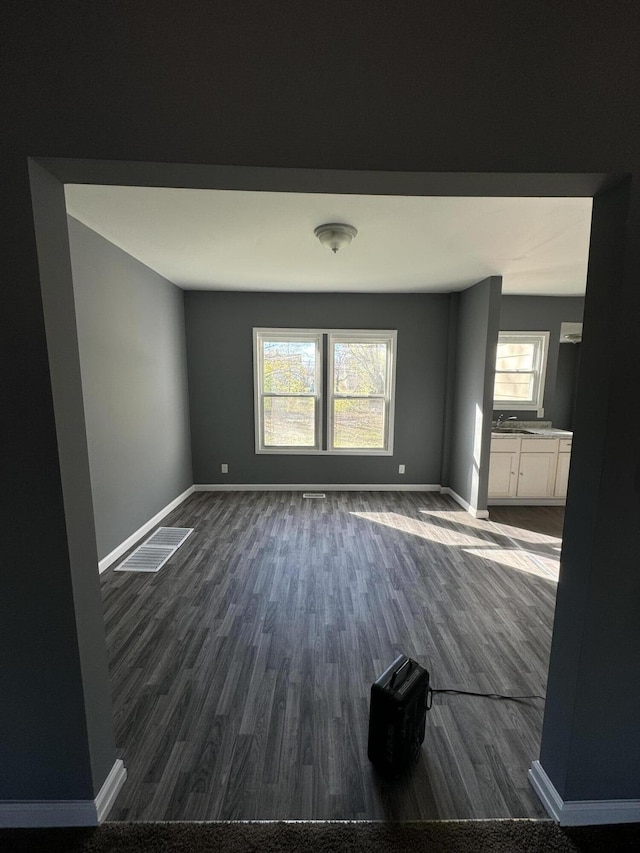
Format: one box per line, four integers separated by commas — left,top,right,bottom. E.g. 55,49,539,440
488,452,518,497
517,452,557,497
554,452,571,498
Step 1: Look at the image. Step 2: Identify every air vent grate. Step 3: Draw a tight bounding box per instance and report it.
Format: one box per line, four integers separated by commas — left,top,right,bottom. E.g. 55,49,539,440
303,493,326,499
115,527,193,573
145,527,193,549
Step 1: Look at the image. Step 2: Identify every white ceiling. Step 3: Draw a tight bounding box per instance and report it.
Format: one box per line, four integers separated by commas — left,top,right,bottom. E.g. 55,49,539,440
65,185,593,296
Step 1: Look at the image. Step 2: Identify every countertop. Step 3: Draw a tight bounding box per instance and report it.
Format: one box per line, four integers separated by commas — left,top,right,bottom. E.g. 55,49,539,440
491,429,572,438
491,420,572,438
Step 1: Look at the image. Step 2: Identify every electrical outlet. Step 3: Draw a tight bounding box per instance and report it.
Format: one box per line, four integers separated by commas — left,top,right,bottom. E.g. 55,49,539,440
398,464,405,474
221,463,228,473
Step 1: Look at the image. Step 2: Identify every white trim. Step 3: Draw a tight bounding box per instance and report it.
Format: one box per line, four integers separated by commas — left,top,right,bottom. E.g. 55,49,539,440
529,760,640,826
327,330,397,455
253,328,323,454
98,486,195,573
95,758,127,822
194,483,439,492
494,330,550,411
440,487,490,519
253,327,398,455
528,760,563,822
488,498,566,506
560,800,640,826
98,482,444,573
254,447,394,456
0,800,97,828
0,759,126,827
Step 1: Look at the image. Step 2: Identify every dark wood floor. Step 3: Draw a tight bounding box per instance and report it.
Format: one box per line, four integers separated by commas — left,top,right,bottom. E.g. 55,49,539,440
101,492,564,820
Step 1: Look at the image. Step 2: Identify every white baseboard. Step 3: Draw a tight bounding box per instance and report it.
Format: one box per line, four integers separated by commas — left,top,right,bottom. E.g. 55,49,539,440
0,759,127,827
98,486,195,573
95,758,127,822
528,760,564,822
98,483,444,573
529,760,640,826
194,483,440,492
440,487,490,519
0,800,97,828
489,498,566,506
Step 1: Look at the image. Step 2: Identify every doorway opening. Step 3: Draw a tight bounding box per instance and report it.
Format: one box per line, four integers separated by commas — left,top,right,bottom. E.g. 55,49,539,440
29,157,623,820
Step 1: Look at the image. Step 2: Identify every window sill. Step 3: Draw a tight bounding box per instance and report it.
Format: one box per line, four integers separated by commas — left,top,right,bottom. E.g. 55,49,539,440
493,403,544,413
255,448,393,456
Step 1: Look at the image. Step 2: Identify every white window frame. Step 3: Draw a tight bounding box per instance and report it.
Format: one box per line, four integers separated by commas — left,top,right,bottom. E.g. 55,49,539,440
327,330,397,455
253,329,323,453
493,331,550,413
253,327,397,455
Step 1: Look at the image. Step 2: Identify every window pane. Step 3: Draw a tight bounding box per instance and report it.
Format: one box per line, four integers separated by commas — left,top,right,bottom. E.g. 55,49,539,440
263,340,316,393
333,342,386,395
495,342,535,371
264,397,315,446
333,398,385,448
494,372,534,402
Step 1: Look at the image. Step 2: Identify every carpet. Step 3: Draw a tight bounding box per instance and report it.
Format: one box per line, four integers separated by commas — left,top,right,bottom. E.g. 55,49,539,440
1,820,639,852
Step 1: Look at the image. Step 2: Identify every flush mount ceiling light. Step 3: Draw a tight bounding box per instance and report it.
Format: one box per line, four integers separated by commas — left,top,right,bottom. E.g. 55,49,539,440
314,222,358,254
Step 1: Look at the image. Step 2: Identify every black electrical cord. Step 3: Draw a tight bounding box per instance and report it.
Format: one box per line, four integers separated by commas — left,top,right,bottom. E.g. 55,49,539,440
431,687,545,705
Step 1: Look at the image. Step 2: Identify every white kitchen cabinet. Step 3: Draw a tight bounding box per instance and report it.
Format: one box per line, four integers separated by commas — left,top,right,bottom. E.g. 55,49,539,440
554,452,571,498
517,451,558,497
488,451,518,497
489,432,571,503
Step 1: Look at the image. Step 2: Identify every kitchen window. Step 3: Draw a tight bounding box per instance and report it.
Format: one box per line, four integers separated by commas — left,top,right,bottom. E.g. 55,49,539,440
493,331,550,412
253,328,397,454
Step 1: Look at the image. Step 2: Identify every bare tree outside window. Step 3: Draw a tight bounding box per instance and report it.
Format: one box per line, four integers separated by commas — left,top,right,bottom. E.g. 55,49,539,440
261,339,318,446
254,329,396,454
332,341,388,448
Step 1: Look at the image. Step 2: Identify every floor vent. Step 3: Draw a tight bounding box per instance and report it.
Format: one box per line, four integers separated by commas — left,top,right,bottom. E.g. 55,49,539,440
303,492,326,499
115,527,194,573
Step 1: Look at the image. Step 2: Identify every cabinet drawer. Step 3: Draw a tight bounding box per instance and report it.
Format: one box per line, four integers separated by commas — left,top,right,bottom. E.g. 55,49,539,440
559,438,572,451
520,437,559,453
490,437,520,452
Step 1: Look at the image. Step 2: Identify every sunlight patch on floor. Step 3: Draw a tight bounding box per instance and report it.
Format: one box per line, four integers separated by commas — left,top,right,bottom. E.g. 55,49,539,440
489,523,561,547
421,509,562,547
420,508,493,531
463,547,559,580
351,511,498,548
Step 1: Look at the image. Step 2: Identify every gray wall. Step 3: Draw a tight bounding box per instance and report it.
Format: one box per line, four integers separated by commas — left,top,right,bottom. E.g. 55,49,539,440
554,343,581,431
0,162,117,800
495,296,585,427
447,277,502,512
68,217,193,561
184,291,449,485
540,181,640,800
5,1,640,814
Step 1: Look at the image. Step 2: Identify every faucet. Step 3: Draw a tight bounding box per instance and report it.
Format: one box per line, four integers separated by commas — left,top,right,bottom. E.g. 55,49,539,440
496,414,518,430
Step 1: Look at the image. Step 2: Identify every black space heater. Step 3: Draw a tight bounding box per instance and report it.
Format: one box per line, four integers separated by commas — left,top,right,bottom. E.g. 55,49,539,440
367,654,432,777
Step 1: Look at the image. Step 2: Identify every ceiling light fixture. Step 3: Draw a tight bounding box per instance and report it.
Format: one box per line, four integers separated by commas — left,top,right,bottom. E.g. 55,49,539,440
314,222,358,254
